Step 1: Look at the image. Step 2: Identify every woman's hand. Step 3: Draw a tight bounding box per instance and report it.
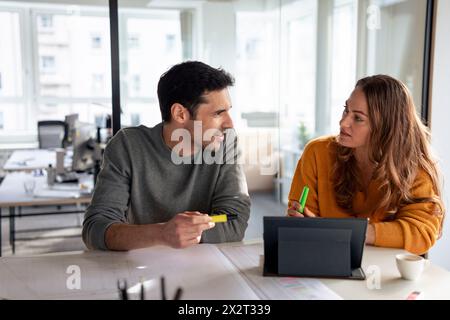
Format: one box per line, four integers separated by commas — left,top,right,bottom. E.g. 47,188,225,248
287,201,317,218
365,224,375,245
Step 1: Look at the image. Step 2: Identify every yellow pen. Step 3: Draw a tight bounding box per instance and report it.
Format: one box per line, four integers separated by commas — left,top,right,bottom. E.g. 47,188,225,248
210,214,238,223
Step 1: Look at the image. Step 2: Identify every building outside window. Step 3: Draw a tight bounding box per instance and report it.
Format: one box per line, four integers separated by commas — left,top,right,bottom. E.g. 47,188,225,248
165,34,176,52
92,73,104,91
40,56,55,72
38,14,53,29
132,74,140,93
91,33,102,49
127,33,140,49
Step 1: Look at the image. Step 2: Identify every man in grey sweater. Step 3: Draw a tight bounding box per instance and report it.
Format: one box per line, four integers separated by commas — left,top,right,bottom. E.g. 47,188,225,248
83,61,250,250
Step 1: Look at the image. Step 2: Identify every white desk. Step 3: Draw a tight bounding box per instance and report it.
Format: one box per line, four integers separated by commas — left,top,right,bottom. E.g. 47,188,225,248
0,172,92,256
219,241,450,300
1,241,449,300
0,244,259,300
3,149,72,172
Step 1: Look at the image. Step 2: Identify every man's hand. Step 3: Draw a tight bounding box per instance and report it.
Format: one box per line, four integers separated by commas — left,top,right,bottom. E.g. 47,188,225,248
287,201,316,218
161,211,215,248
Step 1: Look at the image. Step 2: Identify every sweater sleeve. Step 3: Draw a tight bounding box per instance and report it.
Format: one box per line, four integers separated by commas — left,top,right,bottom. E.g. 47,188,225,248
373,170,443,255
201,133,251,243
82,130,131,250
288,141,320,215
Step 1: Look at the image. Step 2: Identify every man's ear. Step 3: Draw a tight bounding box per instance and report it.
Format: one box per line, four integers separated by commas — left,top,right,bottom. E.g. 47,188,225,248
170,103,191,124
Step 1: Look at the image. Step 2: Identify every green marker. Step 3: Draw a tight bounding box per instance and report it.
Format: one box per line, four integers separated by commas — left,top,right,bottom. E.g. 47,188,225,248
299,186,309,214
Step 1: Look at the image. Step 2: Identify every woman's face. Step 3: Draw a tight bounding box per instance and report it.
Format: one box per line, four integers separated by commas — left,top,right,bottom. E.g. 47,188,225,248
337,87,371,149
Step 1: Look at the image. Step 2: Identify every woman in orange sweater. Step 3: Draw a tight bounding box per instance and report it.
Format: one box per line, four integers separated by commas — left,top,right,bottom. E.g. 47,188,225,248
287,75,444,255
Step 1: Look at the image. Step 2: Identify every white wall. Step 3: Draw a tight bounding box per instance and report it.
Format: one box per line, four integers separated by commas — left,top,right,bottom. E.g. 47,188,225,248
428,0,450,270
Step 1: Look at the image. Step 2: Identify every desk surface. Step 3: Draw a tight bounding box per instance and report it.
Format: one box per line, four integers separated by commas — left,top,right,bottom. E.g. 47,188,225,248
1,241,449,300
219,242,450,300
0,172,92,207
0,244,259,300
3,149,72,172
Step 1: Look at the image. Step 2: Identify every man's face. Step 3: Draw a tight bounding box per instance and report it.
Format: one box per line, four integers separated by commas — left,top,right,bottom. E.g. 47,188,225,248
187,88,234,150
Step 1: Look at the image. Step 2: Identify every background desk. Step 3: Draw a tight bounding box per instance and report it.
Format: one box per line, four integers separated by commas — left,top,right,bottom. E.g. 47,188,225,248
1,241,449,300
3,149,72,172
0,172,92,256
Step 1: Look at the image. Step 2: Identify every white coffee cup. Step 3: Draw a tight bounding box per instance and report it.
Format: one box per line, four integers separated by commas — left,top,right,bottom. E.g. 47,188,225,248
396,253,429,281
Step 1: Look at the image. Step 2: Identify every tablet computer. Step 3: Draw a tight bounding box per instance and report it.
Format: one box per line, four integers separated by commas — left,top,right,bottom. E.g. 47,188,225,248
263,217,368,280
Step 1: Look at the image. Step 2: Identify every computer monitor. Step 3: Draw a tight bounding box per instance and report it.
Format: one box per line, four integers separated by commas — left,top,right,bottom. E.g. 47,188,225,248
71,121,97,172
65,114,78,130
263,217,368,279
64,114,79,146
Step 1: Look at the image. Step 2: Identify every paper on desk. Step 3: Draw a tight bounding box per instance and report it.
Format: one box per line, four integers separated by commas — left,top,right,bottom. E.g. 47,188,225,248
33,189,80,198
48,184,83,191
219,243,342,300
260,277,342,300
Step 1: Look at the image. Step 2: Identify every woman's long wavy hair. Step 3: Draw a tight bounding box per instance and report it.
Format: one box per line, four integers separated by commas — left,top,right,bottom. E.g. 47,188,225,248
333,75,444,228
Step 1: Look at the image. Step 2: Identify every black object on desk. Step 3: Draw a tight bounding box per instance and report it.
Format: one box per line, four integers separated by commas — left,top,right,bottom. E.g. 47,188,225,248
117,279,128,300
56,172,79,183
160,276,183,300
116,276,183,300
263,217,368,280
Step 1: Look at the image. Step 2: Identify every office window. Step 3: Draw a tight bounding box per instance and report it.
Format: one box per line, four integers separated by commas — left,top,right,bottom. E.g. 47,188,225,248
235,11,278,119
0,10,23,98
245,38,263,60
128,33,140,49
358,0,427,113
91,33,102,49
36,102,110,124
91,73,104,91
132,74,141,93
40,56,56,72
0,3,110,146
35,12,111,99
118,8,183,127
38,14,53,29
165,34,176,52
0,8,28,137
130,113,140,126
330,0,357,133
281,0,317,141
0,102,27,132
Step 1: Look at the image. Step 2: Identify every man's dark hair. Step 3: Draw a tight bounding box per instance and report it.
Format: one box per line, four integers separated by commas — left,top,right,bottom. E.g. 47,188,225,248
157,61,234,122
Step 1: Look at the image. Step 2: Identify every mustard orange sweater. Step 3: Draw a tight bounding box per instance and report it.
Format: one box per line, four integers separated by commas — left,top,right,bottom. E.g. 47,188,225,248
288,136,442,255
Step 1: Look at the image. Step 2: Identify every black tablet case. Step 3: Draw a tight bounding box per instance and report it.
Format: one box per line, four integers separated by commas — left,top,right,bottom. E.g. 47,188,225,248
263,217,367,280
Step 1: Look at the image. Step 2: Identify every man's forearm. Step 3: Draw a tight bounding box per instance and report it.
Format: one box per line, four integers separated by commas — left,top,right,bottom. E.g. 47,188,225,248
105,223,164,251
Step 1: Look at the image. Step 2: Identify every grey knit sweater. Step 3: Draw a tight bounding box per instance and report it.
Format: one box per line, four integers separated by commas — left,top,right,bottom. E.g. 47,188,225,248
82,122,251,250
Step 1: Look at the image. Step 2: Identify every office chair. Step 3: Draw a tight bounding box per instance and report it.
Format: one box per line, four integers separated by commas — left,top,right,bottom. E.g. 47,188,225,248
37,120,67,149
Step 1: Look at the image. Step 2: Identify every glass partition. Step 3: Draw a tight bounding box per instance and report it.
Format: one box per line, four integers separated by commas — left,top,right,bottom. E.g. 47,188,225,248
0,0,430,207
115,0,429,207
